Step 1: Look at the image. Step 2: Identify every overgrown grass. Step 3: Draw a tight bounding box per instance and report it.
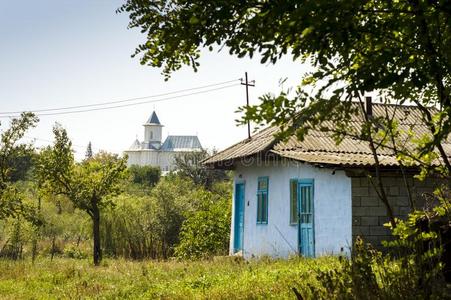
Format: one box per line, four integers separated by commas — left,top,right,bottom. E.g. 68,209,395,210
0,256,338,299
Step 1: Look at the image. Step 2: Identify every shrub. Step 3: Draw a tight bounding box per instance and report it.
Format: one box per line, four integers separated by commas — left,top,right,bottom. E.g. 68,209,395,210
63,243,87,259
175,186,231,260
128,165,161,187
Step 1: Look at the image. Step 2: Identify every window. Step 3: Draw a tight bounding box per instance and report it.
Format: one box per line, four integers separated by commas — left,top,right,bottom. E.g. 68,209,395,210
290,179,298,225
150,131,153,139
257,177,269,224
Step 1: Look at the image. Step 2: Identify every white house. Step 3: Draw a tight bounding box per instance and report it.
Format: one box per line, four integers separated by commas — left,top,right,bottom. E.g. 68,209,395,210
124,111,203,172
204,101,447,259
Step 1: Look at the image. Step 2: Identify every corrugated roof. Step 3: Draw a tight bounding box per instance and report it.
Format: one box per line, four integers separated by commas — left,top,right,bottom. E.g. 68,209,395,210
146,111,161,125
203,103,451,168
161,135,202,151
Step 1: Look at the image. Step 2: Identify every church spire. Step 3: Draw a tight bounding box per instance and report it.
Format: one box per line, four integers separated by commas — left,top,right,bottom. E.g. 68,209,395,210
146,111,160,125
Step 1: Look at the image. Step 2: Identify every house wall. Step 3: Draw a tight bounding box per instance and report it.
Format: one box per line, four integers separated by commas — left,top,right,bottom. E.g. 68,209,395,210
231,160,352,259
351,175,438,247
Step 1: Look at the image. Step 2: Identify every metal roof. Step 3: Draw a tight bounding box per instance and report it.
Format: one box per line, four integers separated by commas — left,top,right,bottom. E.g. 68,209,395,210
161,135,203,151
203,103,451,168
146,111,161,125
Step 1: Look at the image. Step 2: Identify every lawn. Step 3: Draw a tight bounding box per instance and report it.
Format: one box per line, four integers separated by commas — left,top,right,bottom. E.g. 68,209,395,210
0,256,338,299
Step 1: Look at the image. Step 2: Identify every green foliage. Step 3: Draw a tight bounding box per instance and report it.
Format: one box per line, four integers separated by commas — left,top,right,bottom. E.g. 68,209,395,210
174,150,229,190
175,183,231,260
101,176,231,260
305,237,450,299
0,112,39,222
36,125,128,265
85,141,93,160
128,164,161,187
119,0,451,178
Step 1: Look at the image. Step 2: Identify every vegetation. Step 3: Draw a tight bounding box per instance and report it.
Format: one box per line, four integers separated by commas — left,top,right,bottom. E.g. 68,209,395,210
0,2,449,298
0,125,232,265
119,1,451,297
0,112,39,222
174,150,229,190
0,256,339,299
175,181,231,260
128,164,161,187
36,125,128,265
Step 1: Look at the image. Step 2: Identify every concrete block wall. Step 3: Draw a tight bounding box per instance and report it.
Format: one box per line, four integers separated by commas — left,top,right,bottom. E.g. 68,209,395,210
351,175,438,247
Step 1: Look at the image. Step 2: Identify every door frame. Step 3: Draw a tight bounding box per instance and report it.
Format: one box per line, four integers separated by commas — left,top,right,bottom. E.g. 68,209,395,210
233,182,245,253
297,179,315,257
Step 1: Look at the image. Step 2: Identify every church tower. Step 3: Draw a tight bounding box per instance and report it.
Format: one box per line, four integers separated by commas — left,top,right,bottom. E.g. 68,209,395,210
143,111,163,149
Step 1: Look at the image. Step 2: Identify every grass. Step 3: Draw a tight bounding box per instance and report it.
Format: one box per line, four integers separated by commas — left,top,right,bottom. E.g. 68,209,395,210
0,256,339,299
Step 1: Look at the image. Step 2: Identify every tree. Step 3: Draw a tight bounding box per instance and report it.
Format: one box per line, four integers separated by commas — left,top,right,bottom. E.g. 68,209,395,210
36,125,128,265
128,164,161,187
174,150,228,190
0,112,39,221
85,142,93,160
119,1,451,228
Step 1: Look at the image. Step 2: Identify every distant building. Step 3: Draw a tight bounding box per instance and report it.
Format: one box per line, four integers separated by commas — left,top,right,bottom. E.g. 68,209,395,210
124,111,202,172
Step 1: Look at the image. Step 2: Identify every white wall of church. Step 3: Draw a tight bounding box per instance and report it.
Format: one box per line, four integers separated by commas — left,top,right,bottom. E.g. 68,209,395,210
144,125,162,143
125,150,198,173
230,160,352,259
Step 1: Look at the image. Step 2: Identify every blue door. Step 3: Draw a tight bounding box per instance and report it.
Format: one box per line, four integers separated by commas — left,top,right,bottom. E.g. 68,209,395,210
233,183,245,253
298,181,314,257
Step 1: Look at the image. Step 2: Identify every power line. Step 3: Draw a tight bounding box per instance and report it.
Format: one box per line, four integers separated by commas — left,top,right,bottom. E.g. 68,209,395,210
0,79,239,115
0,83,240,118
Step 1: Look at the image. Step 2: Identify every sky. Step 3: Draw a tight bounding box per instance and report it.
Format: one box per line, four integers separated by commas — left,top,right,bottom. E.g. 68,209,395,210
0,1,310,160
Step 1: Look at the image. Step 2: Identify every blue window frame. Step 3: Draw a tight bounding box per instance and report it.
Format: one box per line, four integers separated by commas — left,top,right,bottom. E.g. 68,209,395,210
257,177,269,224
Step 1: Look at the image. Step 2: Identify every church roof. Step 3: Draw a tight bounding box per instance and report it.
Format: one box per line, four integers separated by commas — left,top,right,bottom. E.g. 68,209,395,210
146,111,161,125
161,135,202,151
129,139,141,150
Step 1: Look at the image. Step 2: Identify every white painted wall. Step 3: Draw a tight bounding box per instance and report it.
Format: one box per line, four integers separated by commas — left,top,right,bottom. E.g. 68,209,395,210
143,124,163,144
125,150,197,173
230,160,352,259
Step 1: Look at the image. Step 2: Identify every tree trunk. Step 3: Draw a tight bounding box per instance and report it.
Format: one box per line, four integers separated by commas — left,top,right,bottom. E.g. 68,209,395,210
50,234,56,261
92,205,102,266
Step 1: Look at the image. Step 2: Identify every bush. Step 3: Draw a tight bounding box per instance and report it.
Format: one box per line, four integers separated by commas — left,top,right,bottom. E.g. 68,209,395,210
128,165,161,187
63,243,88,259
175,194,231,260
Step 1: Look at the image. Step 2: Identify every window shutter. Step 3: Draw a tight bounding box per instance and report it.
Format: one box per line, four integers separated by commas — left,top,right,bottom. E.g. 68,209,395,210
290,179,298,225
257,177,269,224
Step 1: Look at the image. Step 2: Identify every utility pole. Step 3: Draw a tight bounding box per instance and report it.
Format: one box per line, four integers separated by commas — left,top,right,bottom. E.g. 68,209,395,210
241,72,255,139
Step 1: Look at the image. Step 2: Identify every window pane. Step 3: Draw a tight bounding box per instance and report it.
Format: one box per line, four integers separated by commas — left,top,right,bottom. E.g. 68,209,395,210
257,193,262,222
258,178,268,191
301,187,306,213
306,187,312,213
262,193,267,222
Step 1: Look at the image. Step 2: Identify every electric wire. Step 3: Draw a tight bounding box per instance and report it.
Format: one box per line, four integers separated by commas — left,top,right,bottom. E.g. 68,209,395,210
0,79,240,115
0,82,240,118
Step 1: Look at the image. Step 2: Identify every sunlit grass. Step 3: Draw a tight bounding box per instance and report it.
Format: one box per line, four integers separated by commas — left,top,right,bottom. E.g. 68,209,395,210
0,256,339,299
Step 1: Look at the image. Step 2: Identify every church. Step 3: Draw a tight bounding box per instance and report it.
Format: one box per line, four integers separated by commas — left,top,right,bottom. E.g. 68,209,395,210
124,111,203,172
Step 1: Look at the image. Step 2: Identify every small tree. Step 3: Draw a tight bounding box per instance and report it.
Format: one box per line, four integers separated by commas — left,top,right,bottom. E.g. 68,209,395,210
85,141,93,160
0,112,39,221
174,150,228,190
37,125,127,265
